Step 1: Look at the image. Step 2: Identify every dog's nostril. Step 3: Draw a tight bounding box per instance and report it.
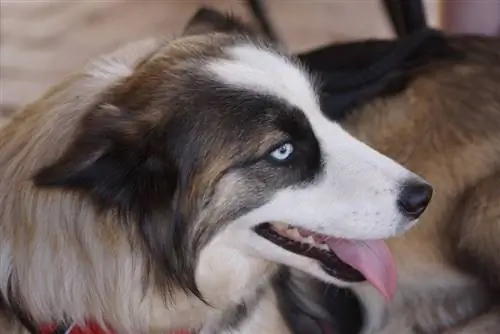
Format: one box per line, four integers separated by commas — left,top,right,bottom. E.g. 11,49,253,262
397,181,433,219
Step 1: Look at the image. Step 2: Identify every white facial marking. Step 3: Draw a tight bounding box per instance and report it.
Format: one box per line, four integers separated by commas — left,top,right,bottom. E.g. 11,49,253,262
207,45,320,115
206,43,424,286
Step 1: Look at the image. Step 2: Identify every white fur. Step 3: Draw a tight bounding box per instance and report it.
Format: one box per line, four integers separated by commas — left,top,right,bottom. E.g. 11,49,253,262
207,44,421,289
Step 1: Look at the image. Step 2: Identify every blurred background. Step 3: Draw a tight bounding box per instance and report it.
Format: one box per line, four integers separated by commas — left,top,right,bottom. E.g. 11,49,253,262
0,0,499,118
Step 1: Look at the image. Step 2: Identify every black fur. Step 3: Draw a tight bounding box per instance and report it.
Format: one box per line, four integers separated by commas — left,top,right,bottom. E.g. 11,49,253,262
183,7,256,37
382,0,428,37
273,269,327,334
244,0,279,42
0,276,39,334
216,287,266,332
273,269,362,334
297,30,462,122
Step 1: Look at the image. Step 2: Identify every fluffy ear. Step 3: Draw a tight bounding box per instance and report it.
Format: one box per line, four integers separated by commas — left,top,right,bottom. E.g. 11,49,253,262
33,105,179,210
183,7,255,36
34,105,117,190
33,137,112,190
33,105,201,296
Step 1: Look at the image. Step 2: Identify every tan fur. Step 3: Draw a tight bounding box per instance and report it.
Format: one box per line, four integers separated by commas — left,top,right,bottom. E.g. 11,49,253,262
0,39,164,332
344,37,500,333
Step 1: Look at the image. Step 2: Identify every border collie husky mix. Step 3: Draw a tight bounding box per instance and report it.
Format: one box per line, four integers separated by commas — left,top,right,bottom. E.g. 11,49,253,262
0,9,432,334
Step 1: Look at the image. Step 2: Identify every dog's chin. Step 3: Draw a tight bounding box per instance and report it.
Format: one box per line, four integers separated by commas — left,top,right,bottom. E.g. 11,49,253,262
252,222,366,285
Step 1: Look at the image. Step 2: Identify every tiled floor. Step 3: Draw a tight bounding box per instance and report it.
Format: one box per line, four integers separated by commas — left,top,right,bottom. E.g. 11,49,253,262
0,0,440,114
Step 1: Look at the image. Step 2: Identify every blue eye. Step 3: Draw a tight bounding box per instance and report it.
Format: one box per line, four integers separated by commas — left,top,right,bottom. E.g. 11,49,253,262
269,142,294,162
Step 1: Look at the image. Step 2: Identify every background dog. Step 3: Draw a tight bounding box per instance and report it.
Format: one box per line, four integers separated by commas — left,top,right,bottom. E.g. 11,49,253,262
0,8,431,334
278,29,500,334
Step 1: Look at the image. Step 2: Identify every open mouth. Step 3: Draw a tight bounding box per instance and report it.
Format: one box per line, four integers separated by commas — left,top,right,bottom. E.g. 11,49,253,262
255,222,364,282
254,222,397,300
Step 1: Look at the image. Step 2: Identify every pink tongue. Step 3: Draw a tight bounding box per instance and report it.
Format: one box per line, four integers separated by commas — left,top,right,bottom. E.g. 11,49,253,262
325,238,397,300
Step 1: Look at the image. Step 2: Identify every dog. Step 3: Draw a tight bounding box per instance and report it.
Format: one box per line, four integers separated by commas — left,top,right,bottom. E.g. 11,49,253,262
0,8,432,334
276,30,500,334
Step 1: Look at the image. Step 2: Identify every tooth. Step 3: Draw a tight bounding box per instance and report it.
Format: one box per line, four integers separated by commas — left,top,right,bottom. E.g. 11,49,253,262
288,228,301,240
272,222,287,231
313,235,326,244
319,243,329,251
304,236,315,245
298,228,313,237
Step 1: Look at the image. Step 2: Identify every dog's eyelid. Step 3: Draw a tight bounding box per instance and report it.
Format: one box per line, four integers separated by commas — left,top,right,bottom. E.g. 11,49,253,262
266,137,293,153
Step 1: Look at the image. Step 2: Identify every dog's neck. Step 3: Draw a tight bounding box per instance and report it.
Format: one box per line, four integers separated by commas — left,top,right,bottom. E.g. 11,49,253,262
148,230,279,332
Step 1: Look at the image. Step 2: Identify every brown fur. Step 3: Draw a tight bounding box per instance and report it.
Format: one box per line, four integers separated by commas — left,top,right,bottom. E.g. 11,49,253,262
341,37,500,334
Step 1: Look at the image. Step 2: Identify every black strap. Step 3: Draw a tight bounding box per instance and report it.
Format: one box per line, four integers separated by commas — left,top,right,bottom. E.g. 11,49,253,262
318,28,443,120
245,0,279,42
320,28,439,92
382,0,428,37
244,0,439,121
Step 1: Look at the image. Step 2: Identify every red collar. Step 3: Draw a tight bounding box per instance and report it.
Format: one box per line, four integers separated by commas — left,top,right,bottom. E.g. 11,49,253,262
39,320,332,334
39,322,191,334
39,322,110,334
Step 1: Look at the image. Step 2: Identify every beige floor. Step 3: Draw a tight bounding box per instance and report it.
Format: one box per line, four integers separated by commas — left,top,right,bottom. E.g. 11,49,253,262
0,0,441,115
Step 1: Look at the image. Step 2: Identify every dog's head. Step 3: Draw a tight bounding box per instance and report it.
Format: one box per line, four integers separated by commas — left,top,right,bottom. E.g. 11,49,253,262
33,9,432,303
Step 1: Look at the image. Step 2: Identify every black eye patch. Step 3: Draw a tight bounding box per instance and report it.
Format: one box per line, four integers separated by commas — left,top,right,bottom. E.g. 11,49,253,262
270,110,322,179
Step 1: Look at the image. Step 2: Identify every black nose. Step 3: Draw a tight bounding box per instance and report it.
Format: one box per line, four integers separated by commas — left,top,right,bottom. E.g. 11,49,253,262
397,181,433,219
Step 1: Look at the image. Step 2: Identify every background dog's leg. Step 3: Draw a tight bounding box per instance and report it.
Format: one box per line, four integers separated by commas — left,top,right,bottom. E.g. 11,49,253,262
353,283,387,334
442,306,500,334
441,174,500,334
450,173,500,293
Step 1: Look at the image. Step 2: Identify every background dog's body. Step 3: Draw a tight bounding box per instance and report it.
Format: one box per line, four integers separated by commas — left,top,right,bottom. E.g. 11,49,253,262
344,36,500,334
281,35,500,334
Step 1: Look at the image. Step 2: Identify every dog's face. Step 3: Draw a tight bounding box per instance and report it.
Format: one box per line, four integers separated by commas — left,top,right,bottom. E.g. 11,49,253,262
33,10,432,302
